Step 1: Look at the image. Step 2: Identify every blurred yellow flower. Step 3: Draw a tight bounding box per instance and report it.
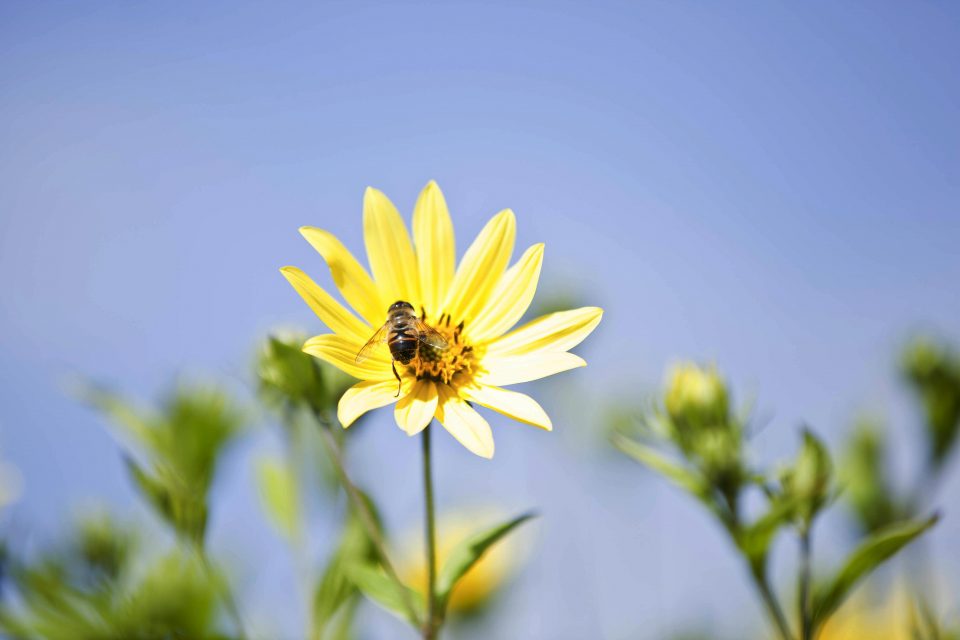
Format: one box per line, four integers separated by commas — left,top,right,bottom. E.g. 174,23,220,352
282,181,602,458
399,510,523,614
816,586,936,640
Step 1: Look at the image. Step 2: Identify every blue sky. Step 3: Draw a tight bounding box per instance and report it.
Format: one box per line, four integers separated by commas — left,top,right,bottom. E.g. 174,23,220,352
2,2,958,637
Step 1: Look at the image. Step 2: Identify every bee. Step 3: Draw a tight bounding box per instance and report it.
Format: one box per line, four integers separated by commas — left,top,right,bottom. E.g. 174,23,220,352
356,301,449,396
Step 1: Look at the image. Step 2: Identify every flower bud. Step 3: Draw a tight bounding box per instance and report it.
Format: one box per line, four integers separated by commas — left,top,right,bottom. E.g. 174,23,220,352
782,429,833,527
841,420,898,532
257,331,353,413
901,338,960,467
664,363,729,429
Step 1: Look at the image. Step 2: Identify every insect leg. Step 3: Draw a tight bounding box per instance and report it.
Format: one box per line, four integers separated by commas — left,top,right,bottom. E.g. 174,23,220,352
392,361,402,397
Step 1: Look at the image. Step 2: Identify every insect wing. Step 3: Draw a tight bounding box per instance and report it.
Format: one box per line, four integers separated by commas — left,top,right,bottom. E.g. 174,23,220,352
414,319,449,350
355,323,390,363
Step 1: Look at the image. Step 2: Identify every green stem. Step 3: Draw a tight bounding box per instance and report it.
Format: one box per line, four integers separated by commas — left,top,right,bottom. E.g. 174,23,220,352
751,564,794,640
422,423,439,640
725,506,793,640
196,548,248,640
312,409,422,628
799,529,812,640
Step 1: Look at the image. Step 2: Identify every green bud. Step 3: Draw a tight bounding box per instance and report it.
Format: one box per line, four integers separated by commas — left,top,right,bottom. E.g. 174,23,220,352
841,420,899,532
901,337,960,467
782,429,832,527
257,332,355,415
663,363,743,497
257,332,328,410
664,363,729,429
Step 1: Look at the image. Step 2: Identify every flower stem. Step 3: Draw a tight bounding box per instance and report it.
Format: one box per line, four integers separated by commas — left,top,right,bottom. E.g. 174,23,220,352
312,409,422,628
195,547,248,640
422,423,439,640
799,529,812,640
750,564,794,640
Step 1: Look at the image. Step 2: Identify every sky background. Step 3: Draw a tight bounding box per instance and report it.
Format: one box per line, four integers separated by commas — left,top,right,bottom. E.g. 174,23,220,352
1,1,959,638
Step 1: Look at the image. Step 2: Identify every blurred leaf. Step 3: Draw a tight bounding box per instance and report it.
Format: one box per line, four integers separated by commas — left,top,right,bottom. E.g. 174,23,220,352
613,435,714,509
435,512,535,616
125,458,207,545
344,563,423,628
736,495,799,568
811,514,939,631
81,383,153,442
114,553,223,638
313,552,356,640
0,516,227,639
255,456,301,541
86,384,244,543
313,491,382,639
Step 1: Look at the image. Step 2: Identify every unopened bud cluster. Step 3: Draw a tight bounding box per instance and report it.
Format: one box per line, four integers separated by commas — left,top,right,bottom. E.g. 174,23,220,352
663,363,743,496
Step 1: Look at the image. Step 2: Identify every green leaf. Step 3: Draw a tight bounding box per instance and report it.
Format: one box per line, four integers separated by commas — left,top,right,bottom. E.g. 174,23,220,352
812,514,939,631
435,512,535,615
344,563,423,628
254,456,301,541
613,435,713,508
125,458,207,544
736,494,799,568
124,459,173,525
312,552,354,640
312,497,381,640
80,384,155,450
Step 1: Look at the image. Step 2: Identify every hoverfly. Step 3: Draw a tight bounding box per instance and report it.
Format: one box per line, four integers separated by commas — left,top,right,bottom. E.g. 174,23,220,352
356,301,449,396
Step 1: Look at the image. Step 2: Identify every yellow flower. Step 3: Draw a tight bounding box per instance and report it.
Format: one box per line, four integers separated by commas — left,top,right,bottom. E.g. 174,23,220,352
399,509,524,614
282,181,602,458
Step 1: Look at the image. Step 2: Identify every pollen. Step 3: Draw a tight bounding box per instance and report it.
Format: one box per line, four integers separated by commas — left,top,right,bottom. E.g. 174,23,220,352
412,312,480,386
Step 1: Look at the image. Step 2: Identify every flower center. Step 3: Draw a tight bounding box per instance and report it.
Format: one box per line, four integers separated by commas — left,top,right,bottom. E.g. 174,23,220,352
411,312,479,386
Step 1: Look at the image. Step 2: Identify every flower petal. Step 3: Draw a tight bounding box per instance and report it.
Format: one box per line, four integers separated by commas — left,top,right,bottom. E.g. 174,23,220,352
338,380,399,428
467,243,544,344
460,384,552,431
436,384,495,458
442,209,515,327
394,379,438,436
281,267,373,344
486,307,603,357
477,352,586,386
364,187,421,308
413,181,455,318
303,334,394,381
299,226,383,325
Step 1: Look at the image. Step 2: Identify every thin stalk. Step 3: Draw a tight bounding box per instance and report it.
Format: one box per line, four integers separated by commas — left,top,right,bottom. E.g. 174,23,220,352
724,502,793,640
799,529,812,640
312,409,422,628
751,565,795,640
422,423,439,640
196,548,248,640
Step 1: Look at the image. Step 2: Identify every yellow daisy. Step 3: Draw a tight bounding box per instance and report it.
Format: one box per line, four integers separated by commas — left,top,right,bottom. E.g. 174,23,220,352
281,181,602,458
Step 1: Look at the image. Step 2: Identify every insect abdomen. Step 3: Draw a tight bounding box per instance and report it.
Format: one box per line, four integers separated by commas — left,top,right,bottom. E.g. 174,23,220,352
389,328,418,364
